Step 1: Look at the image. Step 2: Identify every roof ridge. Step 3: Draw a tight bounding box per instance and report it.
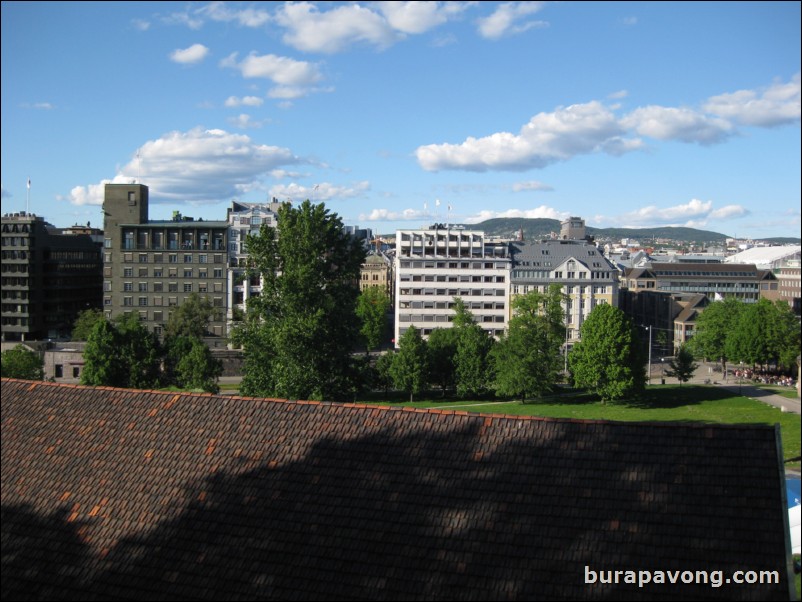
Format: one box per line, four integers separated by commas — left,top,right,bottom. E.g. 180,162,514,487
0,378,776,431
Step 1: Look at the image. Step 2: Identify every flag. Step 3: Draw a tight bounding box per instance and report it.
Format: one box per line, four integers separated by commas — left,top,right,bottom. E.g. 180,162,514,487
27,178,31,190
435,199,441,207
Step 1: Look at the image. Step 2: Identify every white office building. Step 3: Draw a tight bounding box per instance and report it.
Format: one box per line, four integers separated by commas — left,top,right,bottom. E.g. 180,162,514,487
395,226,510,344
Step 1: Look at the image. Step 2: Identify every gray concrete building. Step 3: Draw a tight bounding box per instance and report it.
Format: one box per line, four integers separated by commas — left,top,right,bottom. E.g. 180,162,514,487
102,184,229,345
1,212,102,341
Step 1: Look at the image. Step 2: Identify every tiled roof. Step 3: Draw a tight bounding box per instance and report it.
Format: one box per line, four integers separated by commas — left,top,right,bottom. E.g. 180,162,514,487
1,379,792,601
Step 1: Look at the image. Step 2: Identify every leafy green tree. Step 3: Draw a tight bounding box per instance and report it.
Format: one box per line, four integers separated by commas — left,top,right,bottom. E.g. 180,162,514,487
172,336,222,393
374,351,395,400
492,288,565,402
165,292,219,340
71,308,105,341
664,344,698,385
568,304,646,403
688,297,742,371
356,286,391,352
390,326,428,402
81,319,126,387
725,298,801,369
238,200,366,401
81,315,161,389
1,345,44,380
426,327,458,397
451,299,494,398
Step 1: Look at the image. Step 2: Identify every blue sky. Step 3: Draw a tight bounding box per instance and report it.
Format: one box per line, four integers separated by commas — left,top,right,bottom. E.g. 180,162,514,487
2,1,800,239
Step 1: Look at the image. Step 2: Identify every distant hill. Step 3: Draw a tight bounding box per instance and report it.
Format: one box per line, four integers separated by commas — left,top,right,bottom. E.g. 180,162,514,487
380,219,800,245
460,218,799,245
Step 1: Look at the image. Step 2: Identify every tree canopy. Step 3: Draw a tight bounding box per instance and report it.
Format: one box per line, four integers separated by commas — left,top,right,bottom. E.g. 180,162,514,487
390,326,428,402
238,200,366,401
664,344,698,385
71,308,105,341
492,286,565,402
568,304,645,403
81,314,161,389
1,345,44,380
356,285,391,353
165,292,219,340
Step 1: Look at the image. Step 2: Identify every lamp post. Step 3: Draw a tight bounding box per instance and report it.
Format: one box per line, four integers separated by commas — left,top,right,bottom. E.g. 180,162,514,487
644,325,652,385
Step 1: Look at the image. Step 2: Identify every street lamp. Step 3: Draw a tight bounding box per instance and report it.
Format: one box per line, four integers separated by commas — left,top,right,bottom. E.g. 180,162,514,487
643,325,652,385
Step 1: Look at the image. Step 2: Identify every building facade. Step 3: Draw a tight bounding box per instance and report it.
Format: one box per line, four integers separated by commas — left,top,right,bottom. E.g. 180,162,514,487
1,212,102,341
622,262,777,303
509,239,619,347
395,226,510,343
102,184,229,344
225,200,281,324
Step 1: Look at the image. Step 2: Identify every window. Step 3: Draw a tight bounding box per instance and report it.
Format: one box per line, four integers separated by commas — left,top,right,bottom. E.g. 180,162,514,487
124,268,134,277
184,283,193,293
184,255,192,263
169,282,178,292
184,269,193,278
124,282,133,292
138,282,147,292
139,297,148,307
73,367,80,378
55,365,63,378
139,254,148,263
123,297,133,306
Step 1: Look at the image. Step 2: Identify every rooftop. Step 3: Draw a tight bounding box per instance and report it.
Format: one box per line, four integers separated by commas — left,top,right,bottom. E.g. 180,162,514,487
1,379,792,600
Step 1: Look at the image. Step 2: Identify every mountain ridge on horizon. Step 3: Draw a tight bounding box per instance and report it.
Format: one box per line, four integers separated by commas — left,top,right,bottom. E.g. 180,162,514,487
428,217,801,245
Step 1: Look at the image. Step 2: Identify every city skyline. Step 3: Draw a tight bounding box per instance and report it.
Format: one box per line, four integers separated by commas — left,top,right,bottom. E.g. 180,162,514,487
1,1,800,239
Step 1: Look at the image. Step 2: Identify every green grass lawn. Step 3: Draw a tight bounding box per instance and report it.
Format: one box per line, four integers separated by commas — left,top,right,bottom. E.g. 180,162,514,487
362,385,801,466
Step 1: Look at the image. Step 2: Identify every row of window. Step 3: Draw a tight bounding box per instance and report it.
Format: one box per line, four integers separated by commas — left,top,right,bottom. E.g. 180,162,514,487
399,261,508,269
399,301,505,311
399,314,506,324
400,274,505,283
121,267,226,279
112,295,225,308
399,288,506,297
1,237,30,247
112,253,224,264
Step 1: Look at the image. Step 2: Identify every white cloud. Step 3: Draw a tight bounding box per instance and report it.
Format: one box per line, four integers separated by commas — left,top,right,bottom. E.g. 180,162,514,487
417,75,800,173
608,89,628,100
131,18,150,31
621,105,734,145
269,181,370,203
221,52,324,99
621,16,638,27
378,1,471,35
703,73,801,127
221,52,323,86
224,95,264,107
20,102,54,110
477,1,548,40
228,113,267,129
66,128,302,206
198,2,271,27
269,169,310,180
464,205,570,224
511,180,553,192
169,43,210,65
360,207,431,222
274,1,401,53
417,101,631,171
611,199,750,228
1,185,11,199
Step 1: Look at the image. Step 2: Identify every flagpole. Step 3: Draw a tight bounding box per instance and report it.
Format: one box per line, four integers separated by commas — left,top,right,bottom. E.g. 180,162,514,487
26,177,30,214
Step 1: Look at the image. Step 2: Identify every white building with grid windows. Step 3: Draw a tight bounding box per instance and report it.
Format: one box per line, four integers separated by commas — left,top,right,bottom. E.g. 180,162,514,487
394,226,510,344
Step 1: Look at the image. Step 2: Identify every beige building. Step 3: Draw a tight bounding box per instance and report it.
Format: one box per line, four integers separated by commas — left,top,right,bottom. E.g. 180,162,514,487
360,252,393,299
509,239,619,347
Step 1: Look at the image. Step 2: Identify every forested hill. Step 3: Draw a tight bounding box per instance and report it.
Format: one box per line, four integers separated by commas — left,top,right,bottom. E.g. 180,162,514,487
463,218,735,245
